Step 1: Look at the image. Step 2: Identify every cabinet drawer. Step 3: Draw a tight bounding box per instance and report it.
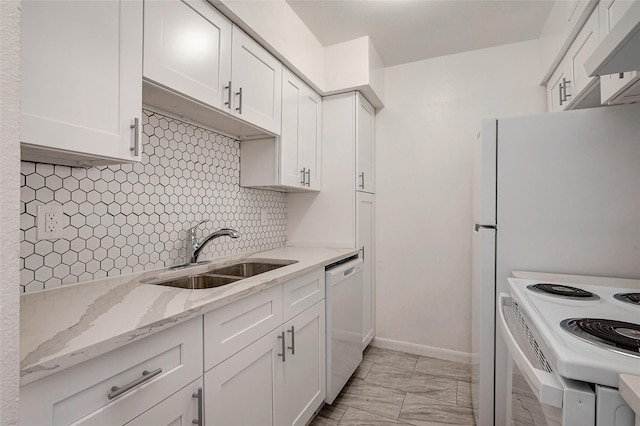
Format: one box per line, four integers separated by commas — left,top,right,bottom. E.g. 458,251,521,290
125,377,203,426
282,269,325,321
20,317,202,426
204,284,283,371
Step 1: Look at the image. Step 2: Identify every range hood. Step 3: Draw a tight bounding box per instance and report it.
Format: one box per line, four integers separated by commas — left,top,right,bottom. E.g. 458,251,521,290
586,1,640,76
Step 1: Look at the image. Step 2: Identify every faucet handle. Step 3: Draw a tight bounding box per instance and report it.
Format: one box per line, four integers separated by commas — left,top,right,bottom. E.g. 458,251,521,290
190,219,210,233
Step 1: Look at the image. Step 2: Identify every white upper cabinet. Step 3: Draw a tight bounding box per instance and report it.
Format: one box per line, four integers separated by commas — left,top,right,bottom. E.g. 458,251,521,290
143,1,282,137
598,0,640,105
280,69,322,190
356,93,375,193
143,0,232,111
546,7,601,111
240,68,321,191
231,27,283,135
20,0,143,167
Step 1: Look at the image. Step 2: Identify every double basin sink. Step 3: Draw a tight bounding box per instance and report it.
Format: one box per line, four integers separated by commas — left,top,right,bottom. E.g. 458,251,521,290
142,259,298,290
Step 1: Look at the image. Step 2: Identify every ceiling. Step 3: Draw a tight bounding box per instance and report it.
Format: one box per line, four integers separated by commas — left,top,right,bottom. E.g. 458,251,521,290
286,0,556,67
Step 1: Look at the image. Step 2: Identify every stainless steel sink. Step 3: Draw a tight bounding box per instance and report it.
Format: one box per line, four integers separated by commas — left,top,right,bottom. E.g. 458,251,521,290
208,259,297,278
149,274,240,290
142,259,298,289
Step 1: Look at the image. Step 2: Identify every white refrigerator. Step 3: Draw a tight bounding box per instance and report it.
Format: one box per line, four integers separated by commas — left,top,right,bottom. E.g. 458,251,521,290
471,103,640,426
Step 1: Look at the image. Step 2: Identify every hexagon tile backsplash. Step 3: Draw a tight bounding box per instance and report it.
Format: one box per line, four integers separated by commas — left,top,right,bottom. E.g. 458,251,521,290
20,110,286,293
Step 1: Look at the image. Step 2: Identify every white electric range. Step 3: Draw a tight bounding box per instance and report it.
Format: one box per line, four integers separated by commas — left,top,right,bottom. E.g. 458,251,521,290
498,275,640,426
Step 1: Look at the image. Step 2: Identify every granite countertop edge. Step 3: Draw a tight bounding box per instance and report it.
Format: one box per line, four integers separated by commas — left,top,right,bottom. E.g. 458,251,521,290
20,246,358,386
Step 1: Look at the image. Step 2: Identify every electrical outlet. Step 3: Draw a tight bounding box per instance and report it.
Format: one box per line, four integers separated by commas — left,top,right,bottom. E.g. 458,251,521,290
37,205,64,240
261,208,269,226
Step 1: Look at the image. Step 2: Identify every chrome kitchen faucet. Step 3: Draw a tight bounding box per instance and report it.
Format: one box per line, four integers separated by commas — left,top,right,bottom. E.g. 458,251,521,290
171,220,240,269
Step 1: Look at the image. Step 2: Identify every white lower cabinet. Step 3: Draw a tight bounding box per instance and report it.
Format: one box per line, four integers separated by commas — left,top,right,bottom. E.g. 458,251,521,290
205,328,281,426
205,300,325,426
357,192,376,349
20,318,203,426
21,269,328,426
125,378,204,426
280,300,326,426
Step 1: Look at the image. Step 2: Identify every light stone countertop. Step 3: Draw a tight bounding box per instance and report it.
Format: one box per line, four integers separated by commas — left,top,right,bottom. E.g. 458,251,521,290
20,246,358,386
620,374,640,426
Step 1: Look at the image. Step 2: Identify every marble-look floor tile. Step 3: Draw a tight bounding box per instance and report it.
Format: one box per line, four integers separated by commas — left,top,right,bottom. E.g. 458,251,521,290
333,378,406,419
456,381,472,408
399,393,475,426
338,407,410,425
354,360,374,379
364,363,457,404
319,403,348,422
363,346,419,372
414,357,471,382
309,414,340,426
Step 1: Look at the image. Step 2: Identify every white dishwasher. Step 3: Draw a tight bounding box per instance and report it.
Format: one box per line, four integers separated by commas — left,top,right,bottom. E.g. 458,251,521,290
325,254,363,404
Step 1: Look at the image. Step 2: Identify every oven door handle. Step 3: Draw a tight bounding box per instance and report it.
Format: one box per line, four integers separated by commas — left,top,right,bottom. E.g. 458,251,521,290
498,293,564,408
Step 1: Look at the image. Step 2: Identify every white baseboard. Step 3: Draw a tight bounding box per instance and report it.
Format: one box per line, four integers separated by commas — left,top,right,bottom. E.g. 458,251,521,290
371,337,472,364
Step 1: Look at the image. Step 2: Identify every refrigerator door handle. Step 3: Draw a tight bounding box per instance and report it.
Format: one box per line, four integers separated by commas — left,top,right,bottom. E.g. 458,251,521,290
474,224,497,232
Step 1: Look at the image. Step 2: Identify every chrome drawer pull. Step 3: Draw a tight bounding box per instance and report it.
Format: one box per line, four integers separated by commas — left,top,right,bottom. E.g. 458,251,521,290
192,387,203,425
130,117,140,157
278,331,286,362
300,168,306,185
287,326,295,355
107,368,162,400
236,87,243,114
224,81,232,109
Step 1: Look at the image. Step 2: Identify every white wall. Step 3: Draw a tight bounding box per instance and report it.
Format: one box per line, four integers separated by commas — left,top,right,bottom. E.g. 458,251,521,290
375,39,546,358
0,0,21,423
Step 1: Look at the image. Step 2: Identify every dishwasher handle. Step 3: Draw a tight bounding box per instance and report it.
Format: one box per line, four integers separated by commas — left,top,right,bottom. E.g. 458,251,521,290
325,259,363,282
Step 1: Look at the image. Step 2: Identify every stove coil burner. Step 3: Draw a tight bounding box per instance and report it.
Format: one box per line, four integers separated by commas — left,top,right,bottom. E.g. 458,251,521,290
562,318,640,355
528,283,598,300
614,293,640,306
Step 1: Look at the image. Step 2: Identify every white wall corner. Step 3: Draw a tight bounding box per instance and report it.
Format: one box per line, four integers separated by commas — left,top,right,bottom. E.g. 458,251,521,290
371,337,472,364
0,0,22,424
211,0,325,92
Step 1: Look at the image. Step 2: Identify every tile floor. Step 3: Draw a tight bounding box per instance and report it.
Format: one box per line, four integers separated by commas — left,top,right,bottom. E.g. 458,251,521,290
310,347,476,426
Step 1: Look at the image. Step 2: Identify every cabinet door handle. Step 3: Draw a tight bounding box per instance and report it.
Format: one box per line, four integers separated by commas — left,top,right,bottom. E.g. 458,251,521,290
359,172,365,189
305,169,311,187
224,81,232,110
130,117,140,157
107,368,162,400
192,387,203,425
235,87,243,114
558,83,564,106
278,331,286,362
300,168,306,186
562,78,571,101
287,326,295,355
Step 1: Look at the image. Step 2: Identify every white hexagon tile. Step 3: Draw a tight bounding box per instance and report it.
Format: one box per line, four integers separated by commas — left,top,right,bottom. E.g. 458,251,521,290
20,110,286,293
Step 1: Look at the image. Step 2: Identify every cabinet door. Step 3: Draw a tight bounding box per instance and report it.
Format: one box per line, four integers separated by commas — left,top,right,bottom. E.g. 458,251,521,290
598,0,640,105
281,69,304,188
231,27,282,135
125,378,203,426
143,0,232,112
566,9,600,99
278,68,322,190
356,93,375,193
20,0,142,165
357,192,375,349
299,86,322,191
205,328,282,426
547,61,571,112
278,301,326,426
